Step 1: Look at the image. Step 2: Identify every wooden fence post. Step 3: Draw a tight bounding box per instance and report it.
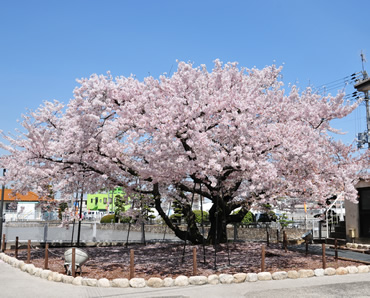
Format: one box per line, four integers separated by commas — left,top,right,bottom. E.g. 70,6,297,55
27,240,31,264
129,249,135,279
261,244,265,272
44,243,49,269
305,238,308,256
72,247,76,277
15,236,18,259
193,247,197,276
322,243,326,269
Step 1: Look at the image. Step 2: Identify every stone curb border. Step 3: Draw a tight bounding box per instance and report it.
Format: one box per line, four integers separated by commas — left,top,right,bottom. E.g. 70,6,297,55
346,242,370,250
1,252,369,288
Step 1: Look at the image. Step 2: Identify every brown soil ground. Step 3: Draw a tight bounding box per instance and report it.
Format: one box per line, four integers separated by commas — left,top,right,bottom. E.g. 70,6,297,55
6,242,366,280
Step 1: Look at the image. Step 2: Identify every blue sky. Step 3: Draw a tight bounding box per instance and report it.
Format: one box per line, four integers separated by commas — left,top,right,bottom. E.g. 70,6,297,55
1,0,369,149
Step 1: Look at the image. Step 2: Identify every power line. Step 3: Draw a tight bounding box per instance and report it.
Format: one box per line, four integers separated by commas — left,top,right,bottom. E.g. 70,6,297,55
314,72,361,89
313,72,362,95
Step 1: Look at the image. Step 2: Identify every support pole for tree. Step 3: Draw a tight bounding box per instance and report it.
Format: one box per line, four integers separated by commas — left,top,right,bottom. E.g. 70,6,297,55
125,200,135,248
335,238,338,261
71,220,75,246
162,202,171,240
222,191,231,266
71,191,78,246
2,234,5,252
200,184,206,264
44,243,49,269
182,183,196,263
15,236,18,259
283,230,287,252
261,244,265,272
193,247,197,276
27,240,31,264
305,238,308,256
214,197,219,270
129,249,134,279
138,181,146,246
141,222,146,245
322,243,326,269
77,189,84,247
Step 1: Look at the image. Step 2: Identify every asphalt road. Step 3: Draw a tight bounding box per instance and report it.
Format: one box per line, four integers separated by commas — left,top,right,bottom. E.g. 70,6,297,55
1,259,370,298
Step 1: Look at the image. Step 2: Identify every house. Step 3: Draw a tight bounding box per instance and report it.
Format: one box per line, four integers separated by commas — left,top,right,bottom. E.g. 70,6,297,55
0,189,54,221
86,187,126,213
345,179,370,241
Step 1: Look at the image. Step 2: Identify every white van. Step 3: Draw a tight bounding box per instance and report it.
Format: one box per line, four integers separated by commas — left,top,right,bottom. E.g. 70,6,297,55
86,211,102,221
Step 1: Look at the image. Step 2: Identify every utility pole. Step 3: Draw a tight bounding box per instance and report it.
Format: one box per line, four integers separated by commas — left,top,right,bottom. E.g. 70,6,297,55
0,169,6,249
354,51,370,149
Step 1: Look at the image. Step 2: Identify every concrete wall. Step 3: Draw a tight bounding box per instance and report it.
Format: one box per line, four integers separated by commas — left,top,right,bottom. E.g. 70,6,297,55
345,180,370,241
97,223,309,242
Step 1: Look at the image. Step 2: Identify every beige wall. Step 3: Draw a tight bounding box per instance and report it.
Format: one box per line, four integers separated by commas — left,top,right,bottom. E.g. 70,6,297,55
345,199,359,239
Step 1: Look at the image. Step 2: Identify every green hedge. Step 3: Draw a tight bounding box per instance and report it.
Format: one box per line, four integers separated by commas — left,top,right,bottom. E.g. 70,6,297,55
101,214,133,223
100,214,117,223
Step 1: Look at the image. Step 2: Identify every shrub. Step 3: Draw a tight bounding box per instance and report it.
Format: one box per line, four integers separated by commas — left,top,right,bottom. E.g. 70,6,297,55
170,213,182,224
58,202,68,220
100,214,117,223
192,210,209,224
231,210,255,225
278,213,293,228
119,215,133,223
241,211,255,224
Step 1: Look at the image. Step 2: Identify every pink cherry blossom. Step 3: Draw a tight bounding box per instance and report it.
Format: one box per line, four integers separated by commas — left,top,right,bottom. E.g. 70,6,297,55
0,60,366,244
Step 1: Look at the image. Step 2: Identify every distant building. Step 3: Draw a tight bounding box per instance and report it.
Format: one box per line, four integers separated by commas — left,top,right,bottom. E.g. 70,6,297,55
0,189,55,221
86,187,125,212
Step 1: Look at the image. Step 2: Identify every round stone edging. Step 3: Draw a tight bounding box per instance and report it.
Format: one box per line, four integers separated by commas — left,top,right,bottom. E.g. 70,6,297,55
1,252,369,288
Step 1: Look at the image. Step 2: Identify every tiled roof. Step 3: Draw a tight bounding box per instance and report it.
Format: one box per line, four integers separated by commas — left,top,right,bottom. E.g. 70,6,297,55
0,189,39,202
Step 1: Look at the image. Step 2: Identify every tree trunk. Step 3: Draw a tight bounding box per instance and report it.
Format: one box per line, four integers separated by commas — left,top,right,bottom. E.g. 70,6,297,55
154,197,205,244
153,184,244,245
207,203,228,244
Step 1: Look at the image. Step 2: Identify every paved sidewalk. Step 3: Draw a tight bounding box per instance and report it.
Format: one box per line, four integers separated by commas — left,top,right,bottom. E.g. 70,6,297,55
2,259,370,298
289,243,370,263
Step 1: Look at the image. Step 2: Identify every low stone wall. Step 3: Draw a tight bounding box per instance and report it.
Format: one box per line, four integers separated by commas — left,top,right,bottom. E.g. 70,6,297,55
1,252,369,288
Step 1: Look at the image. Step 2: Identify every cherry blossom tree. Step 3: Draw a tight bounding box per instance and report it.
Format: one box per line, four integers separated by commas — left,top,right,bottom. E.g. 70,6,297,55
0,60,364,244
